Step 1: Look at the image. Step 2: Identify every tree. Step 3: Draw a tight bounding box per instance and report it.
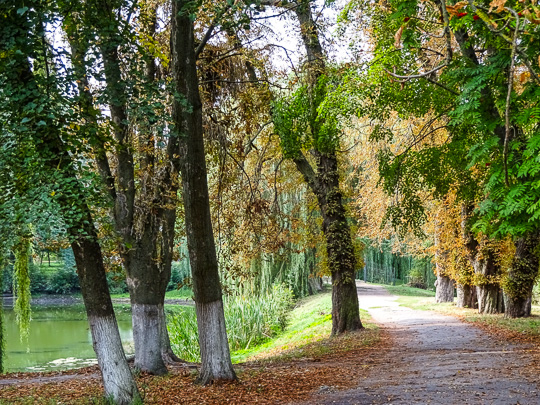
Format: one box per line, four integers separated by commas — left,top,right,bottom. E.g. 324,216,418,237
267,0,363,334
171,0,236,384
61,0,181,373
0,2,140,402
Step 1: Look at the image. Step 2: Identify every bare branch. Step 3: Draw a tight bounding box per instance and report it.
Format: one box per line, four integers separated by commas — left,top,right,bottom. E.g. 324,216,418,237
384,63,447,81
263,43,300,77
425,76,459,95
195,24,216,60
439,0,453,62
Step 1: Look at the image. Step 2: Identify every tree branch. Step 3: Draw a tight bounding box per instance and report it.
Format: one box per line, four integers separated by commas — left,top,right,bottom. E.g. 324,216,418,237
195,24,216,60
503,6,520,187
292,151,319,194
384,63,447,81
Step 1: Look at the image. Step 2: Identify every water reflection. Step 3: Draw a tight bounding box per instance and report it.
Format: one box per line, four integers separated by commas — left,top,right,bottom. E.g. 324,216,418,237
3,302,133,372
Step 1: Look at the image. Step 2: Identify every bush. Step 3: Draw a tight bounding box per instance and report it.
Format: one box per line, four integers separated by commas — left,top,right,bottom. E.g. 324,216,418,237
168,283,294,362
45,249,80,294
107,272,128,294
407,263,428,289
29,264,48,293
47,267,79,294
2,264,13,293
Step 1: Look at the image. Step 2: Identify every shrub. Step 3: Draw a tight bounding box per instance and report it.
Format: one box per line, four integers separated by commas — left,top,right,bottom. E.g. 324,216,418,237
168,283,294,362
107,272,128,294
45,249,80,294
407,264,428,289
47,267,79,294
29,264,48,293
166,307,200,362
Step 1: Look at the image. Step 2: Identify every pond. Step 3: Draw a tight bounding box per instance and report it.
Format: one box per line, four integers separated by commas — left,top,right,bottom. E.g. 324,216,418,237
3,301,134,373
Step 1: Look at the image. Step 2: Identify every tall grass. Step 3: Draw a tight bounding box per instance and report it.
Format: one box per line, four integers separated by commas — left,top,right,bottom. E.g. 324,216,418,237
167,284,293,362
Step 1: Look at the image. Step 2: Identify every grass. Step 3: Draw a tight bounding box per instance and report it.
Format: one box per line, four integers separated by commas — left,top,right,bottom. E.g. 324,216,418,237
383,284,436,297
384,284,540,342
110,289,193,300
168,285,294,362
231,291,377,363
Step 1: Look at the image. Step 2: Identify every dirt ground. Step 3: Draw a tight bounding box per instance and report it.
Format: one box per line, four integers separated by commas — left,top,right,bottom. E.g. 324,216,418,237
310,282,540,404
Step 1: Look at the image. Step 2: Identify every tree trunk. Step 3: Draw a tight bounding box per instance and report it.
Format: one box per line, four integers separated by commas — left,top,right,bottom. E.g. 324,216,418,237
195,300,234,383
314,154,362,334
476,284,501,314
171,0,236,384
503,233,540,318
435,273,454,303
308,277,323,295
461,204,502,314
434,218,454,303
125,234,171,375
71,226,140,404
456,284,477,308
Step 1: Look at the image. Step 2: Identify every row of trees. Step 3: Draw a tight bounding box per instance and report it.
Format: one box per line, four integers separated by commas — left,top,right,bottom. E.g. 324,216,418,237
2,0,539,402
0,0,364,403
340,0,540,314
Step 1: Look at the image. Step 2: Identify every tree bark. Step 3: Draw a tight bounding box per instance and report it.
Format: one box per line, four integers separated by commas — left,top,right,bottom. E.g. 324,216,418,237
435,272,454,303
503,233,540,318
456,284,477,308
460,204,503,314
171,0,236,384
476,284,502,314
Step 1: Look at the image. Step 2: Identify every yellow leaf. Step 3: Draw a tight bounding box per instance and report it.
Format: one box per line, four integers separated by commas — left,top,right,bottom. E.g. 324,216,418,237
446,2,468,16
489,0,507,13
524,9,540,24
394,26,404,48
51,191,56,197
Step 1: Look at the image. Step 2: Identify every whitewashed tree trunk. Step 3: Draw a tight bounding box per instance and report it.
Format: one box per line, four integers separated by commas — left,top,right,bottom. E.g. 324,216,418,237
195,300,236,383
171,0,236,384
89,315,139,405
132,303,168,375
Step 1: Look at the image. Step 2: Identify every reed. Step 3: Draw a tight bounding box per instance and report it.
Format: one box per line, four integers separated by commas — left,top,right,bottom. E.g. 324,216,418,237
168,284,293,362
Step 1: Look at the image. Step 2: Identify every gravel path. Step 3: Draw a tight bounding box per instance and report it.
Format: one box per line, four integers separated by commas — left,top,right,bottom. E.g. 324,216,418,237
315,282,539,404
